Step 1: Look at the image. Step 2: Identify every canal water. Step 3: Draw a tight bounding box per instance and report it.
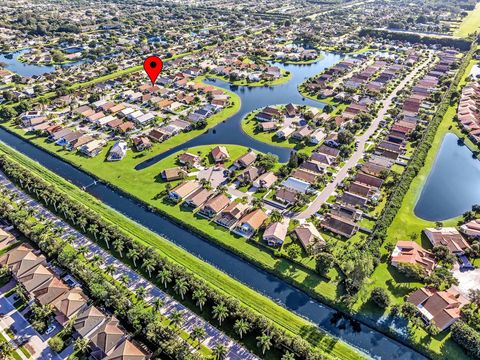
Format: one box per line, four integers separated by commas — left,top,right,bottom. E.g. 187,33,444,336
415,133,480,221
135,51,345,169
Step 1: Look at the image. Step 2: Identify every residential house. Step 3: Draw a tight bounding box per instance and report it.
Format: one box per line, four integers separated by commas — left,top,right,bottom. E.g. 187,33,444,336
161,167,187,181
215,202,249,229
199,193,230,218
107,141,128,161
407,287,469,331
321,214,359,238
168,181,201,203
211,146,229,163
183,188,214,209
391,241,436,275
234,208,268,238
292,223,326,254
460,219,480,238
236,151,257,168
263,220,289,246
132,137,152,151
253,172,277,189
178,152,200,167
423,227,471,255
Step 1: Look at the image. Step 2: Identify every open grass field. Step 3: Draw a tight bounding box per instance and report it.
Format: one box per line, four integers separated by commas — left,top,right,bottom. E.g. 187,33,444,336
454,3,480,38
0,142,363,360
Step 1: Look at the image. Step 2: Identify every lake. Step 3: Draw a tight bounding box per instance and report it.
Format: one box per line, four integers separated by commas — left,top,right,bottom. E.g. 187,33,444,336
415,133,480,221
135,51,345,169
0,49,84,77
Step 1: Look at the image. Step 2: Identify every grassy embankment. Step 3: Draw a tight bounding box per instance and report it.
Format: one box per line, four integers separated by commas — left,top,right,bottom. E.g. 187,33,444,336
0,142,363,360
454,3,480,38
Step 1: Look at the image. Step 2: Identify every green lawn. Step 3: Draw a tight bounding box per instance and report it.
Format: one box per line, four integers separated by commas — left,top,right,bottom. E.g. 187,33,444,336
0,142,363,360
454,3,480,37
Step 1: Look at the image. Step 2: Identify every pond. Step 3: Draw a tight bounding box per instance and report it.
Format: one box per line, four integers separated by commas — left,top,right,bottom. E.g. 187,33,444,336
135,51,345,169
0,49,84,77
415,133,480,221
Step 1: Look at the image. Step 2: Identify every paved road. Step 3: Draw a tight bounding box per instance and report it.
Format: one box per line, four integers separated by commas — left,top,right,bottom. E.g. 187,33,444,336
297,52,434,219
0,172,258,360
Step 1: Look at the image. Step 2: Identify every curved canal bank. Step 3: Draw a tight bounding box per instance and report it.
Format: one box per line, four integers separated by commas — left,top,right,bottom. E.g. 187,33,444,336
0,125,426,360
135,51,345,169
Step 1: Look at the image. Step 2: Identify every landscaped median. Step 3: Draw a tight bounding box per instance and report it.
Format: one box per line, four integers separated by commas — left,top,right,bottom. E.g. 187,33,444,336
0,143,363,360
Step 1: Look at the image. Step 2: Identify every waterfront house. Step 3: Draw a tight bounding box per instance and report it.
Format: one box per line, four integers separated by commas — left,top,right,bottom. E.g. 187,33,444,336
79,140,105,158
161,167,187,181
215,202,249,229
423,227,471,255
263,220,289,246
235,151,257,168
168,181,201,203
391,241,436,275
107,141,128,161
199,193,230,218
183,188,214,209
292,223,325,254
178,152,200,167
460,219,480,238
211,146,229,163
234,208,268,238
407,287,469,331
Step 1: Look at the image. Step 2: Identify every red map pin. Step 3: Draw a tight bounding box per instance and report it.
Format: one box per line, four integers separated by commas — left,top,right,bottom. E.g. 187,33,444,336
143,56,163,86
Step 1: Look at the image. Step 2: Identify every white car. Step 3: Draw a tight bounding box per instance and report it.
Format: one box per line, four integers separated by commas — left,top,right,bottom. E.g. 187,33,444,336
45,324,56,335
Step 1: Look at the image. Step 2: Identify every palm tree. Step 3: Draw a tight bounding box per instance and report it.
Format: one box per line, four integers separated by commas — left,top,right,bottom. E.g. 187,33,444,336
158,269,172,289
74,337,90,354
233,319,250,339
77,245,88,258
64,315,77,335
135,286,147,300
192,289,207,311
90,254,102,267
88,223,98,239
212,302,229,326
0,338,13,359
256,333,272,355
270,209,283,223
152,298,164,312
127,247,140,267
142,258,156,278
281,351,295,360
119,274,130,287
104,264,116,277
100,229,111,249
173,278,188,300
113,239,124,257
213,343,228,360
169,309,184,331
191,325,206,348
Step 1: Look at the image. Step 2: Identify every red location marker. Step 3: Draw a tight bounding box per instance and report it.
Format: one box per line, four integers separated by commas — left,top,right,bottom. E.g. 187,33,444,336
143,56,163,86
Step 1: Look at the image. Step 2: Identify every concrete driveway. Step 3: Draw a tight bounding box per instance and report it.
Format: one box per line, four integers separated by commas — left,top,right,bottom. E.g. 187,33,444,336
0,294,61,360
